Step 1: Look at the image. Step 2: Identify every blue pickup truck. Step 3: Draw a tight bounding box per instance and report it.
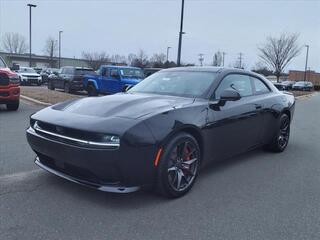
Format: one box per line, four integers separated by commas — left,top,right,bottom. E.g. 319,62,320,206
83,65,144,96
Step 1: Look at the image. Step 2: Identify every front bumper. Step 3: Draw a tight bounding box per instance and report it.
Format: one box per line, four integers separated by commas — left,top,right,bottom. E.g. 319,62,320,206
35,157,140,193
26,126,156,192
0,84,20,103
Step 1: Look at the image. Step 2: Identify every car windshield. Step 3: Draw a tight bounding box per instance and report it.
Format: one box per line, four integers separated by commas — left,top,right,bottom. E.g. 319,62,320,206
19,67,36,73
295,82,306,86
120,68,144,79
128,71,217,98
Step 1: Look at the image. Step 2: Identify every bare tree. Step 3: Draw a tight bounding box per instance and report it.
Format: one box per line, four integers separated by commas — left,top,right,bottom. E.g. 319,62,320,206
150,53,166,68
212,51,222,66
110,54,127,65
129,49,149,68
1,32,27,54
127,53,137,66
43,36,58,67
258,33,301,82
82,51,110,70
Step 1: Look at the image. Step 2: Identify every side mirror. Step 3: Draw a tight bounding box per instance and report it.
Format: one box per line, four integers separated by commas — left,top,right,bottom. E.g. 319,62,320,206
220,89,241,102
122,85,133,92
209,89,241,110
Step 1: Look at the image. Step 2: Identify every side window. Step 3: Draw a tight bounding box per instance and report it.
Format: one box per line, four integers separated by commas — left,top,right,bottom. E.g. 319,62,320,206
110,69,119,79
61,68,66,74
252,77,270,94
215,74,253,99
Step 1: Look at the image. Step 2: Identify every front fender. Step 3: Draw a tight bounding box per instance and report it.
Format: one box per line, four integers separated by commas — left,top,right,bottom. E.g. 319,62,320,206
87,79,98,90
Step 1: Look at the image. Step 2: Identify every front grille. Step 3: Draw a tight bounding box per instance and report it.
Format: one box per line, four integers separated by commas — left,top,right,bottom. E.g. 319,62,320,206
0,73,9,86
31,120,119,149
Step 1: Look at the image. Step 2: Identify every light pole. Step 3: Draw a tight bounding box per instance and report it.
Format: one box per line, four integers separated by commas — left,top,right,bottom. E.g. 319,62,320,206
59,31,63,68
27,4,37,67
304,45,309,82
166,47,171,62
222,52,226,66
177,0,185,66
198,53,204,66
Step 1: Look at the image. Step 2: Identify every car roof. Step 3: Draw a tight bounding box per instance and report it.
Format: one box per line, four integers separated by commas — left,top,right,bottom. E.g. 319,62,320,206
101,65,141,70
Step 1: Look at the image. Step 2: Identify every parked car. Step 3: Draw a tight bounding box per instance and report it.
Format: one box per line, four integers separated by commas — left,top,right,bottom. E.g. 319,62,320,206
281,80,296,90
40,68,59,83
0,56,20,110
143,68,162,77
33,67,43,74
292,81,313,91
26,67,295,198
47,66,95,93
16,67,42,86
273,82,286,91
83,65,144,96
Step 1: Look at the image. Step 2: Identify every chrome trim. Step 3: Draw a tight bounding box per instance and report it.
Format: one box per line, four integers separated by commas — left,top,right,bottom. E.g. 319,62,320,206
31,122,120,148
35,157,140,193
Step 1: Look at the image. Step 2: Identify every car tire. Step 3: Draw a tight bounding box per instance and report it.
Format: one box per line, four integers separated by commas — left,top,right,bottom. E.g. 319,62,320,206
265,113,290,152
47,81,55,90
87,84,98,96
6,100,19,111
156,132,200,198
64,82,71,93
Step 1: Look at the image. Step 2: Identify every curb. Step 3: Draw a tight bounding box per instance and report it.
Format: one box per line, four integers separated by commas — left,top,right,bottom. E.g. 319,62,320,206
20,95,52,106
295,92,318,100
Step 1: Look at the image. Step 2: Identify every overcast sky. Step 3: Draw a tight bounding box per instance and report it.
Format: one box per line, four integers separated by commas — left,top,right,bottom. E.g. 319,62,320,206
0,0,319,71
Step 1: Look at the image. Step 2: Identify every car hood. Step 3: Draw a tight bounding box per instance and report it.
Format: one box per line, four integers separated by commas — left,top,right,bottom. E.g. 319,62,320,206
19,73,40,77
52,93,194,120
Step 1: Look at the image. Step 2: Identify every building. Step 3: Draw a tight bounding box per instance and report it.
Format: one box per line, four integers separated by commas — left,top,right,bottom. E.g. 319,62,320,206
288,70,320,86
0,52,91,69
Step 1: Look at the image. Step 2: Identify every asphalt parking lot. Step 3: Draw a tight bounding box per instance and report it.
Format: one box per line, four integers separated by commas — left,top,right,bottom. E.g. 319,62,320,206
1,95,320,240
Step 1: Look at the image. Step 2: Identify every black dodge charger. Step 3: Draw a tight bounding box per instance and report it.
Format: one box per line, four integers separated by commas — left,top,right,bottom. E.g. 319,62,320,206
26,67,295,198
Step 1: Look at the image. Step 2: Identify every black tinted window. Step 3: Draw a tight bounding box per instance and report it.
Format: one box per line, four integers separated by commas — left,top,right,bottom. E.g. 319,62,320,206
252,77,270,94
215,74,253,98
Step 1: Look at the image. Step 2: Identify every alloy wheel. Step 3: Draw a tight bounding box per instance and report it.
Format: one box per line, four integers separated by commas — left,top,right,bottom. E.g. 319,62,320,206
278,116,290,149
167,141,199,192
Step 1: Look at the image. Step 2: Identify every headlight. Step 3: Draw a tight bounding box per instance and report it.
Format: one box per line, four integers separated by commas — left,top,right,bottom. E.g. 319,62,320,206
101,135,120,145
9,74,20,84
38,76,41,80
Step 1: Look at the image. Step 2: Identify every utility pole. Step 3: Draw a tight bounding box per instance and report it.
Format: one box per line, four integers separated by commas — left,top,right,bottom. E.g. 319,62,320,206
222,52,226,66
59,31,63,68
166,47,171,62
238,52,243,69
304,45,309,82
177,0,185,66
27,4,37,67
198,53,204,66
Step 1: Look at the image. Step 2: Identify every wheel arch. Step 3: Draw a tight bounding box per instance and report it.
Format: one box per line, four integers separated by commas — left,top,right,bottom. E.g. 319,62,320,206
160,125,204,164
87,79,98,90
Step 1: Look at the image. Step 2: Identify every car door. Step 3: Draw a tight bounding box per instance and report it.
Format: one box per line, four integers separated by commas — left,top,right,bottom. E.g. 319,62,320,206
102,68,121,94
251,75,275,144
206,73,261,160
